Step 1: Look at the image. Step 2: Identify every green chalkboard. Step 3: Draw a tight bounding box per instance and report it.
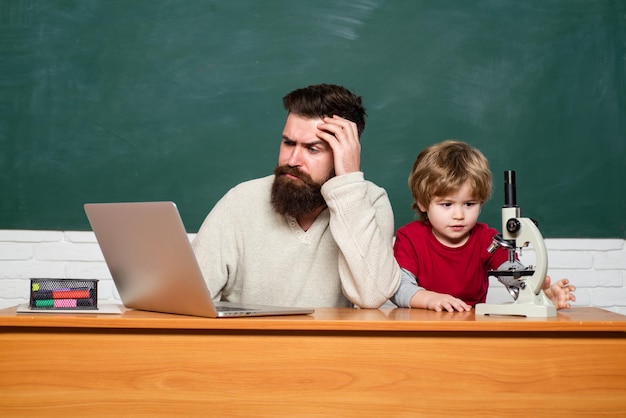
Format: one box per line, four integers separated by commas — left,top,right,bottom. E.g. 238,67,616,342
1,0,624,237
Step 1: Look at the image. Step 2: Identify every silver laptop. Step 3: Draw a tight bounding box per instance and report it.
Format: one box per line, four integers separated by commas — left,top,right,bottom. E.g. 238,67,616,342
84,201,314,318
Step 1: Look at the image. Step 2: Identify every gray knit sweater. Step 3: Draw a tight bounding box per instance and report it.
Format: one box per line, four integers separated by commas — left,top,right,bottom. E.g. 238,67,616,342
192,172,400,308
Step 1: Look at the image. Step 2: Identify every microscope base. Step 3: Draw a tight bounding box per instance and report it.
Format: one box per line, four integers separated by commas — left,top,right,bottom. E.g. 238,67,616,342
475,301,557,318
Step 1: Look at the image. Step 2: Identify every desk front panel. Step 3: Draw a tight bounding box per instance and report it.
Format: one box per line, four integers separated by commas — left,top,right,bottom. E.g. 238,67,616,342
1,326,624,417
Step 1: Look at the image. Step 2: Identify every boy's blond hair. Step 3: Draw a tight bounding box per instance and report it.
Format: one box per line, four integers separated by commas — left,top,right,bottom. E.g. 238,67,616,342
408,140,492,221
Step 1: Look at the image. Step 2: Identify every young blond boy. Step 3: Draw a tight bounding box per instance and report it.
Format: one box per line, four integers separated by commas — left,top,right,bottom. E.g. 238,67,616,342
391,140,576,312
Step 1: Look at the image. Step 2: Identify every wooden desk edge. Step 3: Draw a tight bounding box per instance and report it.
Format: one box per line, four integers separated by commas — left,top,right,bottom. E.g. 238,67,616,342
1,305,625,333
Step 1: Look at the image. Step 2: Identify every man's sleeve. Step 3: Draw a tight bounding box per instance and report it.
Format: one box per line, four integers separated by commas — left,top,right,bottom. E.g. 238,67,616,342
322,172,401,308
191,191,235,301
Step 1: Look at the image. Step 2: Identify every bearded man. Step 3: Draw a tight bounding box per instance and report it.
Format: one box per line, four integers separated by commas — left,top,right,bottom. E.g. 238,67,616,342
192,84,400,308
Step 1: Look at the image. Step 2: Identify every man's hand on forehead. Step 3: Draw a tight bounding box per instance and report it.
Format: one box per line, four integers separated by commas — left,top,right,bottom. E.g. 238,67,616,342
316,115,361,176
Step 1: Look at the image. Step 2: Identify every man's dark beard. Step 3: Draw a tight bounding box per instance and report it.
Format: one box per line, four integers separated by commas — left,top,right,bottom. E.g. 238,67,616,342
271,165,333,218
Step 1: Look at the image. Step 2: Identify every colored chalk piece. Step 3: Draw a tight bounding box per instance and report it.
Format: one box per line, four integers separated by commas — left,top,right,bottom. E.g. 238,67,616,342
35,299,54,307
53,290,90,299
32,283,40,291
76,298,95,307
54,299,77,308
32,290,54,300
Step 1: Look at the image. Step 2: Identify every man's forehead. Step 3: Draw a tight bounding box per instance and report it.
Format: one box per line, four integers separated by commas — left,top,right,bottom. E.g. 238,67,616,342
284,113,322,125
282,114,325,142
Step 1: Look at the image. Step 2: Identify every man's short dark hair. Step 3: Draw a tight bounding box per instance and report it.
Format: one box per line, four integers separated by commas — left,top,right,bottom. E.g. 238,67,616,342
282,84,367,136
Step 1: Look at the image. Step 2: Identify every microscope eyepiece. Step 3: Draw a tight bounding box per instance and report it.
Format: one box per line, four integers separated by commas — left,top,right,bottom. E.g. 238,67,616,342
503,170,517,208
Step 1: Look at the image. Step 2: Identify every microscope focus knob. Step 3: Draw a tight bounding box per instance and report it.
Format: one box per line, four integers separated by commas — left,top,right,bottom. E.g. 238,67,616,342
506,218,521,233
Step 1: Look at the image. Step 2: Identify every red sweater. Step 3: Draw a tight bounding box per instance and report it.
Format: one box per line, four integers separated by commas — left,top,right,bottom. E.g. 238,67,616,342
394,221,508,306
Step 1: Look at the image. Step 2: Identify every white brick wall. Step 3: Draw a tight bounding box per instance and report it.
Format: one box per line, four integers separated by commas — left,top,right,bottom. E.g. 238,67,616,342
1,230,624,314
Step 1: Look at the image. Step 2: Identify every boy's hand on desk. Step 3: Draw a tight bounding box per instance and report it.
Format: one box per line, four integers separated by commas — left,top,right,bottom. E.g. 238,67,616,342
410,289,472,313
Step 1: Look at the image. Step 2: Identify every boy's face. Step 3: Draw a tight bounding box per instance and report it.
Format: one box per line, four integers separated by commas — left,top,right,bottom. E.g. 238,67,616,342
418,181,482,248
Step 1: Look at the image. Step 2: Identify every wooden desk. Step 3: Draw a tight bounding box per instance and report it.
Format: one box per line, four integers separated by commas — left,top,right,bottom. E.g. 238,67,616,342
1,306,625,417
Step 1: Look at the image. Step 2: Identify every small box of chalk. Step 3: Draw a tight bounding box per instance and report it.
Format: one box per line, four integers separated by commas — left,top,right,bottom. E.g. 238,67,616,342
29,278,98,310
